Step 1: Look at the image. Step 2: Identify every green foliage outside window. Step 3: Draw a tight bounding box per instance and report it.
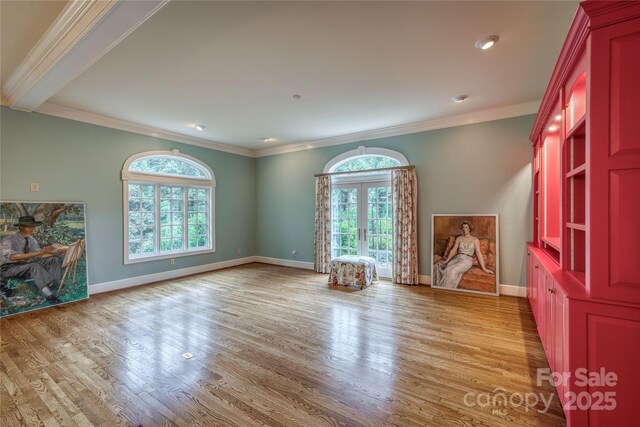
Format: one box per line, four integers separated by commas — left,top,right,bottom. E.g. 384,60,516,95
130,157,207,178
331,184,393,264
128,182,209,257
334,156,400,173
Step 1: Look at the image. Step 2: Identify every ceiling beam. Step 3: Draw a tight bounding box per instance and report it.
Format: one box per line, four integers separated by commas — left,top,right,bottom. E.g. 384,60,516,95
2,0,169,111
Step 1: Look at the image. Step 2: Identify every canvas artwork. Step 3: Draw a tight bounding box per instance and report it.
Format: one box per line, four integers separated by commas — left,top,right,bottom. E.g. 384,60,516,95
1,202,88,317
431,214,499,296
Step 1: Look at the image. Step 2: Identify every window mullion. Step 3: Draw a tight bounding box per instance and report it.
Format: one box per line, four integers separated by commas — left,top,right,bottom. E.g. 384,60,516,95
359,183,365,257
155,184,161,255
183,186,188,252
168,187,173,251
208,188,212,249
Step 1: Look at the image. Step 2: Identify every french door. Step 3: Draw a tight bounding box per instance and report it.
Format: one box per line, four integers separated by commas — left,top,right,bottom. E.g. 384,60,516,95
331,181,393,277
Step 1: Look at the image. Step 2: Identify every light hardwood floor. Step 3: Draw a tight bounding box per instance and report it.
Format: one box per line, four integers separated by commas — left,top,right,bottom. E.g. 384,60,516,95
1,263,565,426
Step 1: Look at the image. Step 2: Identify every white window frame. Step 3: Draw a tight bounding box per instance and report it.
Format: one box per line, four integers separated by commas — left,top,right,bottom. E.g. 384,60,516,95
325,146,408,184
325,146,407,277
122,149,216,264
330,181,394,278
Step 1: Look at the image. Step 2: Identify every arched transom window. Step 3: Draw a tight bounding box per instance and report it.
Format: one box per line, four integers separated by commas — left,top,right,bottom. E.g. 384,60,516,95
332,155,401,173
324,146,408,183
129,156,209,178
122,149,215,264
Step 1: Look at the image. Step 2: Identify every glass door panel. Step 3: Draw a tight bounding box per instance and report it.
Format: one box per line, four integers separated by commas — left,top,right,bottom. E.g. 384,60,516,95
365,183,392,277
331,186,359,258
331,182,393,278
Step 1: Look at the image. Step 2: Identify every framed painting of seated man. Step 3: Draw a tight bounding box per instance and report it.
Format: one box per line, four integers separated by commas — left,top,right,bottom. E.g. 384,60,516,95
1,201,88,317
431,214,499,296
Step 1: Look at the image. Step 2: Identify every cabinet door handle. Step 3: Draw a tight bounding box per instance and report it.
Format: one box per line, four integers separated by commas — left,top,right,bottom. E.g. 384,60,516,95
534,265,538,270
548,287,554,294
358,228,361,240
364,229,367,241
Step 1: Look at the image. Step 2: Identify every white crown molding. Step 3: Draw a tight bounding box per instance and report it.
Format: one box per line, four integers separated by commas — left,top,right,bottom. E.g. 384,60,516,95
13,99,538,160
3,0,169,111
3,1,112,105
35,102,256,157
255,101,540,157
0,0,539,159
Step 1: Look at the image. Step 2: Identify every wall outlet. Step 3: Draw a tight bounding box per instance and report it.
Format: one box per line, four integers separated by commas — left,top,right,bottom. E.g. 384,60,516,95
170,258,175,265
30,183,39,192
291,250,297,257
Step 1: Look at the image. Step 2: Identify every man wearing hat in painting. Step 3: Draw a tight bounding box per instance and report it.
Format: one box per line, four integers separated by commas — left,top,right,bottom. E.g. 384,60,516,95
0,215,67,304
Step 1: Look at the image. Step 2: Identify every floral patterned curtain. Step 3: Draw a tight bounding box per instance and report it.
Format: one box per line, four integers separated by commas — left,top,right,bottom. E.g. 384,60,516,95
314,176,332,273
392,169,419,284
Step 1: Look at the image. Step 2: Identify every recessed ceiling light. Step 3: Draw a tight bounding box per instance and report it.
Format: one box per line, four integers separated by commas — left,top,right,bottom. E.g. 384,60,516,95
475,35,499,50
452,95,468,103
261,137,275,143
548,125,558,132
194,124,205,131
555,114,562,121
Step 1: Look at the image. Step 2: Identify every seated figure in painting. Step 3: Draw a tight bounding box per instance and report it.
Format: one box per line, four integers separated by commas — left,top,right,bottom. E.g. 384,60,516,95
433,221,494,289
0,216,67,304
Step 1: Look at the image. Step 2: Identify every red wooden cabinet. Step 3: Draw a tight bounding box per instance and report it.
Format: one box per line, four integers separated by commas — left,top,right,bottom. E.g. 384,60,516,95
536,260,547,338
552,282,568,406
527,2,640,425
544,271,554,354
589,14,640,305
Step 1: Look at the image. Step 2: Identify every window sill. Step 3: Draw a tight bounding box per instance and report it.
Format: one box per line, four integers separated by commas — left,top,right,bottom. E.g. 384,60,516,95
124,248,216,264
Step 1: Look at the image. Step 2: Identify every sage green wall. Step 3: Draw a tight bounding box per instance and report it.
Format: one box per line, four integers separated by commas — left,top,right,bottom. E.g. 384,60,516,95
256,115,534,286
1,107,533,287
0,107,256,285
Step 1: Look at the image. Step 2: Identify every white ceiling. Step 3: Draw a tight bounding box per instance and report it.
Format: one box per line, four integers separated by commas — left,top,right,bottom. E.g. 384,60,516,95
1,0,579,156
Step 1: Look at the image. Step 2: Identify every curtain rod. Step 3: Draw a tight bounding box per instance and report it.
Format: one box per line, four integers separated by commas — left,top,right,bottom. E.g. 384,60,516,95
314,165,415,177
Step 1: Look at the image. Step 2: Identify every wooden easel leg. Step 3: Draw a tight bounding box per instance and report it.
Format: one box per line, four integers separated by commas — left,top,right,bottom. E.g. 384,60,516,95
72,259,78,284
56,240,85,294
58,267,69,294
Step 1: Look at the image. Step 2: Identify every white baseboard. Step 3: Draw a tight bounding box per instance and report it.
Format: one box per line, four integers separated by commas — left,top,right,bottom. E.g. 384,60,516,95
89,256,257,295
498,284,527,298
253,256,314,270
419,274,431,285
418,274,524,297
89,255,526,298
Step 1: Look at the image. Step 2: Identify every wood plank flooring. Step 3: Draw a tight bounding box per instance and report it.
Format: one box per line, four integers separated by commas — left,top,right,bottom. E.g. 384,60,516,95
1,263,565,426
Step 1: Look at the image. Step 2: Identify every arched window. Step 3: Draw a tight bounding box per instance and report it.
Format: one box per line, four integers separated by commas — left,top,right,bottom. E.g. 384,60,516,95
333,156,401,173
324,146,408,183
122,149,215,264
324,146,407,277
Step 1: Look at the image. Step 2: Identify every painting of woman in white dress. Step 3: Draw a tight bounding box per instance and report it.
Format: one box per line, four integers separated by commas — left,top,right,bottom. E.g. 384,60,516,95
431,215,499,295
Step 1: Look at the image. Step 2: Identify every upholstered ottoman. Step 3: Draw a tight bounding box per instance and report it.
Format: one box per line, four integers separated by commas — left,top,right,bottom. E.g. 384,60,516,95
329,255,378,289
